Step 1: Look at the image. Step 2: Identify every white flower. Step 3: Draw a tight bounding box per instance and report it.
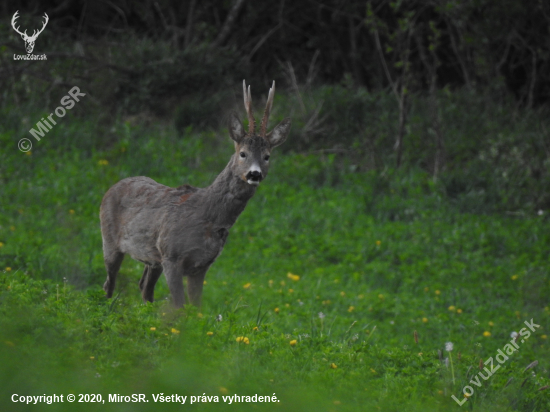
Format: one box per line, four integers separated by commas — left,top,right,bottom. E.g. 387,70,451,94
445,342,454,352
510,331,518,339
538,210,544,216
216,314,222,322
318,312,325,319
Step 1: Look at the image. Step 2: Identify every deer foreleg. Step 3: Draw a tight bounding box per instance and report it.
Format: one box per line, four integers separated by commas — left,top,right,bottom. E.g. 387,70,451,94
162,259,185,307
187,270,207,308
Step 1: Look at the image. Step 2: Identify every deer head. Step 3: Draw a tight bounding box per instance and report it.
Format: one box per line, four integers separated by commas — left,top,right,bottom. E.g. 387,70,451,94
228,80,291,186
12,11,49,54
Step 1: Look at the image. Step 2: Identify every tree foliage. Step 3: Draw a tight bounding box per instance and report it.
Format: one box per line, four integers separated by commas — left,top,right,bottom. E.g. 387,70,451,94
2,0,550,112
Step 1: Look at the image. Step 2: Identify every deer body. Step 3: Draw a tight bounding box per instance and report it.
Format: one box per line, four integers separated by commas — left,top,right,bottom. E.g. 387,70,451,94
100,81,290,307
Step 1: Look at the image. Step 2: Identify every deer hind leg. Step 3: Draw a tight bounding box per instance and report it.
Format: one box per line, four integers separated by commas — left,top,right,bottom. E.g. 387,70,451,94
139,265,163,303
103,250,124,298
162,259,185,307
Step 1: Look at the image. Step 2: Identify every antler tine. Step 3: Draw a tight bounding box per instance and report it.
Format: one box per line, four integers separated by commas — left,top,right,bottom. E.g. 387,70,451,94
11,11,26,37
260,81,275,137
243,79,255,135
29,12,49,40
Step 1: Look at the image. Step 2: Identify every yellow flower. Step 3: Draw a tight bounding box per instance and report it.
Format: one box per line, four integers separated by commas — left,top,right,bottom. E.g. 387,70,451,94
243,282,251,289
511,274,519,280
340,291,346,297
457,308,463,314
219,387,228,395
203,280,207,285
90,356,95,360
197,313,203,318
378,294,384,299
0,242,3,248
330,363,338,369
488,321,494,326
483,331,491,337
422,317,428,323
541,335,547,339
288,288,294,293
69,209,75,214
285,303,290,308
98,159,109,165
268,280,274,287
289,340,297,346
448,305,456,312
274,307,279,314
348,306,355,313
5,267,11,272
171,328,180,334
236,336,249,344
150,327,156,331
287,272,300,281
252,326,258,331
435,290,441,295
376,240,381,246
207,332,214,336
25,151,32,156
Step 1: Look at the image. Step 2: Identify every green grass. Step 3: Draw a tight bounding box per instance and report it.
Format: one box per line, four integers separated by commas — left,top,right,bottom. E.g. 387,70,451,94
0,102,549,411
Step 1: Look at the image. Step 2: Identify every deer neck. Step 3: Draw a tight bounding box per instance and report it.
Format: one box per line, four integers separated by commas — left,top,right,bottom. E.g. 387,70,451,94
200,155,256,227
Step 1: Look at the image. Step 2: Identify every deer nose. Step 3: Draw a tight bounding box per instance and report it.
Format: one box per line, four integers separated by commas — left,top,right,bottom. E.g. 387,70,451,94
246,170,262,182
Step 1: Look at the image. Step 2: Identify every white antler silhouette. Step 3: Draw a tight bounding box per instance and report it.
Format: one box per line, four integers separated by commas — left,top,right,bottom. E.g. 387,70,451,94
12,11,49,54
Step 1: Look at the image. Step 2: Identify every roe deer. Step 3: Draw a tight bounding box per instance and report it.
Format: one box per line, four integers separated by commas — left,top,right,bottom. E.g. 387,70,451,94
100,80,291,307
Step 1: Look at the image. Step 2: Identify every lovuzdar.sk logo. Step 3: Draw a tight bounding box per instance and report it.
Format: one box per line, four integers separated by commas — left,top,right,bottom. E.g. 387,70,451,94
12,10,48,61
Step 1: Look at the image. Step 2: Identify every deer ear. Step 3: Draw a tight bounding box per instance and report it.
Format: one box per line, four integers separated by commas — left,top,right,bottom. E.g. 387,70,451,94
266,118,291,148
229,112,245,143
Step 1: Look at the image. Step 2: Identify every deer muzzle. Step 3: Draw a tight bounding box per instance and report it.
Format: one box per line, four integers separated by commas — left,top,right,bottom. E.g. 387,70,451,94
246,170,262,185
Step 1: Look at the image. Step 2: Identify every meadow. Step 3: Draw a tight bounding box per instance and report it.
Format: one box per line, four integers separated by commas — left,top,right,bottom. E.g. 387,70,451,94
0,90,549,412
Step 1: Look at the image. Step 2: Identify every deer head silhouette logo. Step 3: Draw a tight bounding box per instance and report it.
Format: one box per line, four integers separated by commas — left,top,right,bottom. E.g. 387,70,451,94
11,11,49,54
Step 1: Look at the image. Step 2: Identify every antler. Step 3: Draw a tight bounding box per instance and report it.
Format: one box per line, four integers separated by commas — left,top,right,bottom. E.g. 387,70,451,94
11,11,27,37
260,81,275,137
28,13,49,41
243,80,255,135
11,11,49,41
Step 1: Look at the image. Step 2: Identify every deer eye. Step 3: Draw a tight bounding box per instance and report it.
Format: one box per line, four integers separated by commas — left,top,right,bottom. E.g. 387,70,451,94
264,155,270,161
239,152,246,158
